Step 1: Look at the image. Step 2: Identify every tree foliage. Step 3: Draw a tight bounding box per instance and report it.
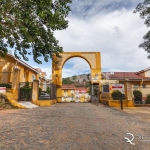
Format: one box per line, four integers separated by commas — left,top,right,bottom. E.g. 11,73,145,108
62,77,74,84
134,0,150,59
0,0,72,63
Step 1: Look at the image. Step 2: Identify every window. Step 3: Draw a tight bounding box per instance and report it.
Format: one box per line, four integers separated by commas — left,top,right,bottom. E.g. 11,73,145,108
133,85,138,89
64,90,68,96
147,70,150,77
95,73,98,77
24,73,26,78
102,84,109,92
32,74,35,81
142,84,146,88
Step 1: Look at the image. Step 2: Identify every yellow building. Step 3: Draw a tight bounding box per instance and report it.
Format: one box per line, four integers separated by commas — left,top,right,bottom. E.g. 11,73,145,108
0,54,39,83
61,84,90,102
0,54,50,84
0,54,52,103
102,67,150,101
62,84,75,102
35,68,50,91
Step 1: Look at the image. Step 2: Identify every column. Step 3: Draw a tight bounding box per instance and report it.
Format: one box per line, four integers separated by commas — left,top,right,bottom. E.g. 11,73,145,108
32,80,39,101
12,68,20,93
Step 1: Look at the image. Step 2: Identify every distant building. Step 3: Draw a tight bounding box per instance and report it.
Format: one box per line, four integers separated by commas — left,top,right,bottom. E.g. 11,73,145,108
61,84,90,102
102,67,150,100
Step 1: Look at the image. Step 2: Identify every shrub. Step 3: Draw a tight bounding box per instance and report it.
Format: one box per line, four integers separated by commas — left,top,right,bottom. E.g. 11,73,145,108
145,94,150,104
46,87,50,94
19,81,31,100
0,83,12,88
111,90,125,100
24,81,29,88
133,90,142,102
20,87,31,100
39,88,42,96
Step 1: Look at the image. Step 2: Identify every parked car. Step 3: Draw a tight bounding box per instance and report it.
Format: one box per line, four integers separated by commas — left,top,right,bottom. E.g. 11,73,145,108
39,92,50,100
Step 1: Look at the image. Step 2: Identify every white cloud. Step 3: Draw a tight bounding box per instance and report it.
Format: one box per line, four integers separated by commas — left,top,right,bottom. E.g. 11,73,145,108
30,2,150,77
55,8,150,74
62,57,90,78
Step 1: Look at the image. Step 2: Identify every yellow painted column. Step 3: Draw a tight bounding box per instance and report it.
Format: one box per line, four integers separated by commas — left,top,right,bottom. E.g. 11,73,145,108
62,90,64,96
57,87,62,102
12,68,20,94
125,82,134,107
32,80,39,101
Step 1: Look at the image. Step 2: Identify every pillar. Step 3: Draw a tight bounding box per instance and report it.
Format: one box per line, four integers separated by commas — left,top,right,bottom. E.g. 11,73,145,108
125,82,132,100
56,87,62,102
32,80,39,101
12,68,20,93
125,82,134,107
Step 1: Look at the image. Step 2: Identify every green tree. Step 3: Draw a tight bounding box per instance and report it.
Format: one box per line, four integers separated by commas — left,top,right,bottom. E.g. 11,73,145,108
46,87,51,94
0,0,72,64
134,0,150,59
62,77,74,84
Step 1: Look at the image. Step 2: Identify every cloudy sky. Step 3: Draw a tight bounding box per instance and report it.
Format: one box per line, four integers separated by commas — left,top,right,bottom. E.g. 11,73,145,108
30,0,150,78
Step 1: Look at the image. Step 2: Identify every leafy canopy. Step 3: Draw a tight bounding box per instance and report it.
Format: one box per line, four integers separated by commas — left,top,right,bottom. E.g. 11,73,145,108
134,0,150,59
0,0,72,64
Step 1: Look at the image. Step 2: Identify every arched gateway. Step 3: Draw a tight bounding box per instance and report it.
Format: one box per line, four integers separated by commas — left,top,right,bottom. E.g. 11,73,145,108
52,52,101,102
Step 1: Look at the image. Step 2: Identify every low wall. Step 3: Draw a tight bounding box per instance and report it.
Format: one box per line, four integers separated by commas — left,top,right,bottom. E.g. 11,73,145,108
32,99,57,106
3,92,26,109
3,91,57,108
100,99,134,107
134,104,150,107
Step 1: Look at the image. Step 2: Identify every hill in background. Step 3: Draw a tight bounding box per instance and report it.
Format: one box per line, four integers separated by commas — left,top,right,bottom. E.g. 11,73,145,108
62,74,90,87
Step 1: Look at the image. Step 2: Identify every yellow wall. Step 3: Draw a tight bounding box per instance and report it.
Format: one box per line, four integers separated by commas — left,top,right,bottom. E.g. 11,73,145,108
100,99,134,107
61,89,90,102
62,89,75,97
0,55,38,83
100,80,150,104
32,99,57,106
138,72,145,77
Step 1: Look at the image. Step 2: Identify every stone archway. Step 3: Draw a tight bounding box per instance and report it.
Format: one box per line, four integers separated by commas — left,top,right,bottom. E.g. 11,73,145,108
52,52,101,102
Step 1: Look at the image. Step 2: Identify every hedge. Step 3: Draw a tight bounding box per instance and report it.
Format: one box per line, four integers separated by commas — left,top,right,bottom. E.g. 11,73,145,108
0,83,12,88
133,90,142,102
145,94,150,104
111,90,125,100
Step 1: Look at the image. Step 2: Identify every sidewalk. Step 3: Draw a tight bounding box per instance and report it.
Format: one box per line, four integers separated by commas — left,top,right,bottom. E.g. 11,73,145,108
114,106,150,123
18,101,38,108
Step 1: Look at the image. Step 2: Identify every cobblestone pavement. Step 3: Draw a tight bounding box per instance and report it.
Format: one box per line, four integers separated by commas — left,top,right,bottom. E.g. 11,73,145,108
0,103,150,150
115,107,150,123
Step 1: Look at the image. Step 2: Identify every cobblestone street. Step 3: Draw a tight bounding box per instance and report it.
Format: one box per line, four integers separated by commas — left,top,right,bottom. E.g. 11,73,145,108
0,103,150,150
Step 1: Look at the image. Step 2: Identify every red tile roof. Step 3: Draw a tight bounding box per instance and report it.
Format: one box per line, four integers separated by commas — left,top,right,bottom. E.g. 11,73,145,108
62,84,76,89
42,72,47,76
136,67,150,74
75,88,88,93
103,72,150,80
62,85,88,92
35,68,42,73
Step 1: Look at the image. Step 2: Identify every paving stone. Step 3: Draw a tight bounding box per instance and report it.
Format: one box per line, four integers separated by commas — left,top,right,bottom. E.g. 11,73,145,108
0,103,150,149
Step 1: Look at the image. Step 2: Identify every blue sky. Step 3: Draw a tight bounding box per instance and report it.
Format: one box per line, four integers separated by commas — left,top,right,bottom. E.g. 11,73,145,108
10,0,150,78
